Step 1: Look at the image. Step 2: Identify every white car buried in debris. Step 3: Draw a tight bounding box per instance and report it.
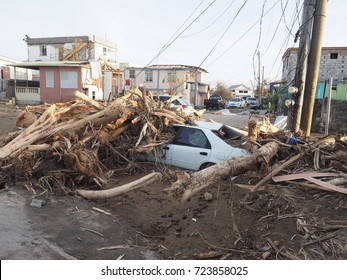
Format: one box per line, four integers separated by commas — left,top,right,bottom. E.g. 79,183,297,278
146,121,249,171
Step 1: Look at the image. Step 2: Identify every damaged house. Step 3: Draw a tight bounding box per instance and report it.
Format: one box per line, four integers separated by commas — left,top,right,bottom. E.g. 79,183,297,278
6,35,123,104
124,64,210,107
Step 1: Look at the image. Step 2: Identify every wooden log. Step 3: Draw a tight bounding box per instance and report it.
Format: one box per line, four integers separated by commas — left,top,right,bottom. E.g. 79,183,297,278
74,90,105,110
27,144,51,151
325,220,347,226
167,141,279,202
250,152,304,193
0,103,130,159
77,172,162,200
251,138,335,193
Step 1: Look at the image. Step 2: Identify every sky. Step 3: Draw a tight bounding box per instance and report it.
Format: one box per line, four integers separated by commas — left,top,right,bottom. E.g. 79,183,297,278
1,0,346,88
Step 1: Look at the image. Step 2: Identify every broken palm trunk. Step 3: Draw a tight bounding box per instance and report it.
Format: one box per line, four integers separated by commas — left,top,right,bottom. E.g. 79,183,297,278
167,141,279,202
77,172,162,200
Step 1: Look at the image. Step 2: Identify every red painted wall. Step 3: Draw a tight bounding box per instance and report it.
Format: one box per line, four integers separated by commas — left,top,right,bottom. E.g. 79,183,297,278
40,66,82,102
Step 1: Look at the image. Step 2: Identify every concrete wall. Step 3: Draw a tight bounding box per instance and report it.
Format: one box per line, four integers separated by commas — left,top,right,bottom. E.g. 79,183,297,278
312,99,347,134
276,96,347,134
282,47,347,84
15,88,40,105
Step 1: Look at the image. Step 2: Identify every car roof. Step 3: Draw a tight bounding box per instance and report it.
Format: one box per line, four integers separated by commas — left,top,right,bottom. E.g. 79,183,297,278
193,121,224,130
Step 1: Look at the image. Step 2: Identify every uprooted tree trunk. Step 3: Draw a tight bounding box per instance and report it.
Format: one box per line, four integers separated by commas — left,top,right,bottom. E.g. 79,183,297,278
167,141,279,202
0,97,127,159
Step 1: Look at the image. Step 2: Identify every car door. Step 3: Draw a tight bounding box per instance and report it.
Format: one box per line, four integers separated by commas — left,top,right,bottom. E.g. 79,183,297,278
163,127,212,170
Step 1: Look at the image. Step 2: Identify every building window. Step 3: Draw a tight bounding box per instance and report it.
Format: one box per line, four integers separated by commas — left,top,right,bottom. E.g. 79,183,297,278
330,53,338,59
145,70,153,82
45,71,54,88
60,71,78,88
40,45,47,56
129,69,135,79
103,47,107,56
167,70,177,83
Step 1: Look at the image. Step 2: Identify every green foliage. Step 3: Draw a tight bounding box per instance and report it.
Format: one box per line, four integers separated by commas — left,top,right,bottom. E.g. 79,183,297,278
269,92,279,113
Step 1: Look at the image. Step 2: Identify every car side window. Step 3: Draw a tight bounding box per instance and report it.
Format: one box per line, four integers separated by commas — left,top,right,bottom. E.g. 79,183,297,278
174,127,211,149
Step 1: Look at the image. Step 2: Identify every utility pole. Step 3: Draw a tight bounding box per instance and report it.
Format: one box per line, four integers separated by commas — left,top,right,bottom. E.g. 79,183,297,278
258,51,261,104
261,66,264,102
301,0,328,136
291,0,315,133
325,77,333,135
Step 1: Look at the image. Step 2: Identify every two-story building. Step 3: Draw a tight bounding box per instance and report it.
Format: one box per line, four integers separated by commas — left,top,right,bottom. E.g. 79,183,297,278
124,64,209,106
227,84,253,98
281,47,347,100
6,35,123,104
282,47,347,83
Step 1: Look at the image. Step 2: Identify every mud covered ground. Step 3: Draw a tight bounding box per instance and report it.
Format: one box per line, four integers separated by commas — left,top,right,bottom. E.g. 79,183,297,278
99,167,347,260
1,104,346,260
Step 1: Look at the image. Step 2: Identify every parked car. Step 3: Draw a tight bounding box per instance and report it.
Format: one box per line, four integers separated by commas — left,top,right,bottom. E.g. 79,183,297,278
145,122,248,171
154,94,195,115
246,97,260,109
227,97,246,109
204,96,226,110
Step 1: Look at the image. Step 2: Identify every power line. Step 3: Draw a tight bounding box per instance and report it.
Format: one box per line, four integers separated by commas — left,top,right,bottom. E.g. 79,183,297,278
171,0,250,93
132,0,217,81
197,0,249,70
156,0,206,58
179,0,236,38
267,0,303,78
252,0,268,83
262,0,290,57
206,0,282,69
281,0,295,37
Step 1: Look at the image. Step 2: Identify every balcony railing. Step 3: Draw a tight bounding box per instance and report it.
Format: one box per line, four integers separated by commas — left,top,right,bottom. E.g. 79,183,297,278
15,86,41,104
15,86,40,94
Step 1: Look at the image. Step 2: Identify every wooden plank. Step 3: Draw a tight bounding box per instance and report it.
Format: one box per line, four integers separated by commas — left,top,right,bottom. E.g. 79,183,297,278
305,177,347,195
272,172,339,182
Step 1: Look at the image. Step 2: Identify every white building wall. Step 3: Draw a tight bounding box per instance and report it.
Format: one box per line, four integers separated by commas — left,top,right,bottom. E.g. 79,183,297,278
94,43,116,61
27,38,117,62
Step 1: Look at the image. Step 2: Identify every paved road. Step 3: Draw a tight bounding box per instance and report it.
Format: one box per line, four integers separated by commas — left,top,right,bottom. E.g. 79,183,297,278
202,108,268,131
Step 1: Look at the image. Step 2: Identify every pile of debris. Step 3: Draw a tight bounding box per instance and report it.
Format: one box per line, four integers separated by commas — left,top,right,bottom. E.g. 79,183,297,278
0,89,346,202
1,90,346,260
0,90,203,193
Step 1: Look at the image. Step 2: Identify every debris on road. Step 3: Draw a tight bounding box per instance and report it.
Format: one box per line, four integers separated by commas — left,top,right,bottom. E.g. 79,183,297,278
1,89,346,260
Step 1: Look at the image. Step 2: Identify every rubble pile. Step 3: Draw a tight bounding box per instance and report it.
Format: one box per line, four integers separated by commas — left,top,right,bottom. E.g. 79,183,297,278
0,90,202,192
0,91,346,260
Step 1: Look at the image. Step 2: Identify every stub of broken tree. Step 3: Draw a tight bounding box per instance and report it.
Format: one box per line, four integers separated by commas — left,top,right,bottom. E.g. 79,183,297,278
167,141,279,202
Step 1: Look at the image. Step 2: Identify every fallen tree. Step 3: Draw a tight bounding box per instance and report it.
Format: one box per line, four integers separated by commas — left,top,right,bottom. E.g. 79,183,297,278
0,89,205,191
167,141,279,202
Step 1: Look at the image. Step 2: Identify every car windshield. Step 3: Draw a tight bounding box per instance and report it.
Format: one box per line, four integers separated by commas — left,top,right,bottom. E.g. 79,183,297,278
180,98,192,106
230,98,241,102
